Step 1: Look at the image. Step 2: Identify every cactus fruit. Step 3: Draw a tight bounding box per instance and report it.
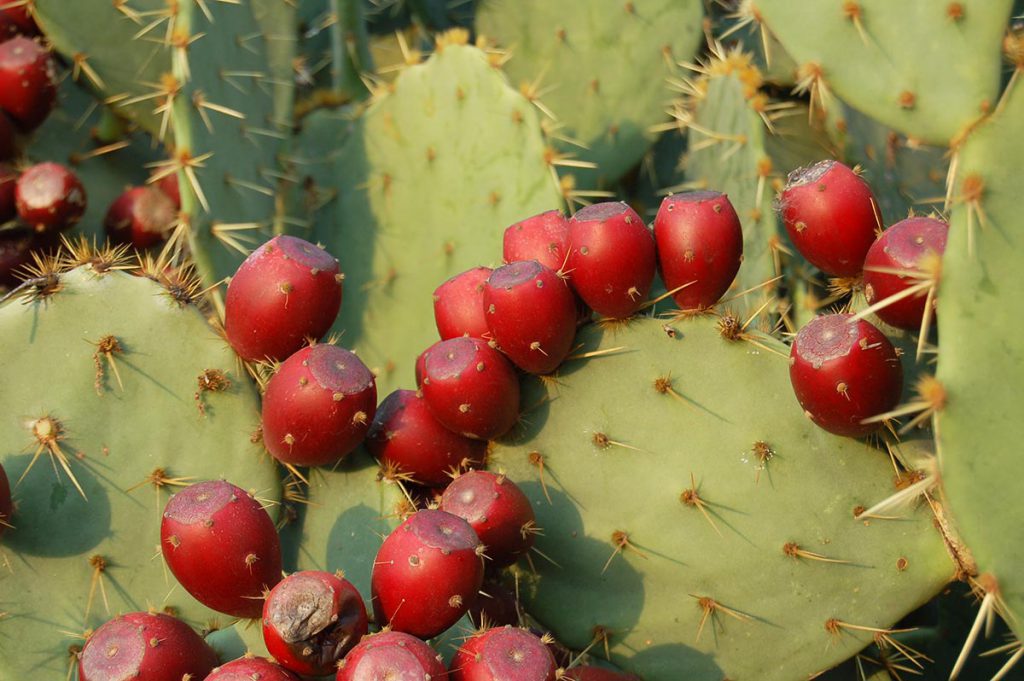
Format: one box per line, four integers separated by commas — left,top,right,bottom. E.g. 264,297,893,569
206,657,300,681
450,626,558,681
336,630,448,681
104,186,177,249
434,266,494,341
439,471,537,567
0,36,56,131
503,211,571,273
15,162,87,232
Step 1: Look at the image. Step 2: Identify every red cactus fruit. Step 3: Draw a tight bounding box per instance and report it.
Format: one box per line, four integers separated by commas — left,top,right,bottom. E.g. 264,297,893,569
789,314,903,437
160,479,282,618
0,36,56,130
206,656,301,681
261,344,376,466
0,162,18,222
567,201,656,319
0,462,12,539
371,508,484,639
78,612,219,681
563,667,641,681
503,209,571,272
779,160,879,277
0,112,15,160
336,631,447,681
366,389,486,486
224,234,343,362
0,227,55,287
483,260,577,374
156,172,181,208
469,578,520,629
420,336,520,440
0,6,37,37
433,266,492,340
654,191,743,310
262,571,368,676
15,162,86,232
440,470,536,566
414,338,444,387
104,186,177,249
450,626,557,681
863,216,948,331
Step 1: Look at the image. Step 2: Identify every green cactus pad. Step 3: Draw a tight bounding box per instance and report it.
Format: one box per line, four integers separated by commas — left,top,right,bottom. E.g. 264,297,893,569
476,0,704,186
492,316,953,681
0,264,279,677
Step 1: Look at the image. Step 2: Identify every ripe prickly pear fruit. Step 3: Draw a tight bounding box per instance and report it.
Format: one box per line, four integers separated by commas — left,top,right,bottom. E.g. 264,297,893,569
262,571,368,676
0,6,37,38
779,160,879,277
567,201,656,319
0,113,14,160
78,612,219,681
104,186,177,249
433,266,493,340
0,227,54,287
156,172,181,208
420,336,520,440
469,578,520,628
371,508,484,639
863,216,948,331
483,260,577,375
0,162,17,221
366,389,485,487
261,344,377,467
15,162,86,232
336,631,447,681
503,209,571,273
206,657,300,681
224,235,343,362
0,36,56,130
449,626,557,681
160,480,282,619
654,191,743,310
789,314,902,437
440,470,536,566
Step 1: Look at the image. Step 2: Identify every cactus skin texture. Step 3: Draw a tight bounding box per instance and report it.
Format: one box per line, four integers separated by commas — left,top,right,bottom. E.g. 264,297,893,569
0,263,279,678
492,316,953,681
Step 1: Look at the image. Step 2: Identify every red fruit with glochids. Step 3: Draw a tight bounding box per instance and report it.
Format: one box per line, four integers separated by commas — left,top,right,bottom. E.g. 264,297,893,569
433,266,492,340
15,162,86,232
261,344,376,467
371,508,485,639
104,186,177,249
0,36,56,131
336,631,447,681
440,470,537,566
789,313,903,438
0,5,37,38
262,571,368,677
654,191,743,310
206,657,300,681
449,626,558,681
224,234,343,362
160,479,282,619
503,209,571,273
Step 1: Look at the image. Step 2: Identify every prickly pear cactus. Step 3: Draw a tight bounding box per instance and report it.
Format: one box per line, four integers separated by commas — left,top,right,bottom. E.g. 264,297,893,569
0,256,279,678
493,316,953,680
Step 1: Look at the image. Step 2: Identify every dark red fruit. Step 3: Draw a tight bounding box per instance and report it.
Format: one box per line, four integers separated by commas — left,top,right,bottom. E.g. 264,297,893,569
779,160,879,277
261,344,376,466
104,186,177,249
0,162,18,221
15,162,86,232
262,571,368,676
420,337,520,440
336,631,447,681
0,462,12,540
160,480,282,618
450,626,557,681
78,612,219,681
414,339,443,387
567,201,656,319
0,6,37,37
207,657,300,681
654,191,743,310
789,314,903,437
0,112,15,160
0,36,56,130
503,210,570,272
563,667,641,681
0,226,55,287
371,508,484,639
440,471,536,566
224,234,343,362
433,266,492,340
156,172,181,208
367,389,486,486
469,579,520,628
863,216,948,331
483,260,577,374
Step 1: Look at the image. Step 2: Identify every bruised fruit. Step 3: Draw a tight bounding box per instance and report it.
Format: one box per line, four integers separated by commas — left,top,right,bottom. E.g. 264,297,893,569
654,191,743,310
567,201,656,318
0,36,56,130
503,209,570,272
78,612,219,681
336,631,447,681
206,657,301,681
0,462,11,539
262,571,368,676
160,480,282,618
440,470,536,566
483,260,577,374
366,389,486,486
863,216,948,331
371,508,484,639
224,234,343,362
261,344,377,466
104,186,177,249
779,160,879,277
433,266,492,340
450,626,557,681
789,314,903,437
15,162,86,232
420,336,520,440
